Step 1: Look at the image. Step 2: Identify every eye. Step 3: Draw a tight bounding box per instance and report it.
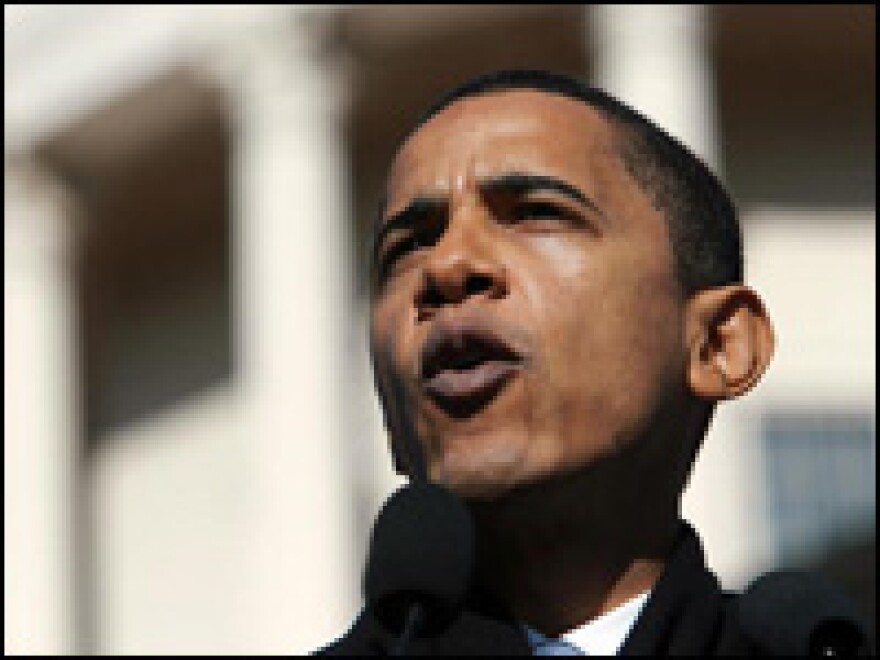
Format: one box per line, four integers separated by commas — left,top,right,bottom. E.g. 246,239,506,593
507,201,581,227
375,232,428,284
386,233,424,262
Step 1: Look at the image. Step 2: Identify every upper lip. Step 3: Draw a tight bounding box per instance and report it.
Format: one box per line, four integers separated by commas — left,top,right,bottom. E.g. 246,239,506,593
419,315,527,382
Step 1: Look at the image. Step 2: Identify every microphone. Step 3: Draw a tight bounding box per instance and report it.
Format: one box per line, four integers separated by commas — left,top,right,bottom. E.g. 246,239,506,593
737,570,873,656
363,481,476,655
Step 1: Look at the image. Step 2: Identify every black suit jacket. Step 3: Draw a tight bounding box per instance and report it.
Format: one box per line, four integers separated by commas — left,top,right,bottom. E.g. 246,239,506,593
318,521,761,655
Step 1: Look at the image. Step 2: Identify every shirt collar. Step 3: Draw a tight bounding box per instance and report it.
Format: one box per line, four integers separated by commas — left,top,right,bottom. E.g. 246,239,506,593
523,590,652,656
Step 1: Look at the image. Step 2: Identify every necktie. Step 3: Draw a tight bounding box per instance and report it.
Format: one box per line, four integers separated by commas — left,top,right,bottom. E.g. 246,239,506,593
533,637,586,655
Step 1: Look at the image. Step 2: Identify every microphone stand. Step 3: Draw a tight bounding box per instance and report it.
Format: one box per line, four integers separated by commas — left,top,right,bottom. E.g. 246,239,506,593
391,601,426,656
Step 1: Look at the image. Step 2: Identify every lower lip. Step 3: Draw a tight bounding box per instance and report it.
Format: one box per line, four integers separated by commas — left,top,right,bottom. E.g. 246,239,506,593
423,361,523,416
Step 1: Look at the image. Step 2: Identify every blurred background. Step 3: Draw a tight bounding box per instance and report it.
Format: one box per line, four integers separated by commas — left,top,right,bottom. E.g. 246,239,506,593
4,4,875,655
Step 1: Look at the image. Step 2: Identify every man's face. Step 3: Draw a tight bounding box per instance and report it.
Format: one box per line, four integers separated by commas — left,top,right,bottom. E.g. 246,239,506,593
370,90,688,500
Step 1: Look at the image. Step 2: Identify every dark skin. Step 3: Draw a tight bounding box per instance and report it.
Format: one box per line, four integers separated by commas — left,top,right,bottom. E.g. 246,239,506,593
369,90,775,636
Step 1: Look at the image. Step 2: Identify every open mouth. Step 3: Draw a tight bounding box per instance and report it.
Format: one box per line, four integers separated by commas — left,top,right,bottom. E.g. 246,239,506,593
420,322,526,418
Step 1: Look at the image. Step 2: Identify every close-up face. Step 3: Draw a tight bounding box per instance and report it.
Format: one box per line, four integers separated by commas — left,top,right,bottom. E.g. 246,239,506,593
370,89,690,500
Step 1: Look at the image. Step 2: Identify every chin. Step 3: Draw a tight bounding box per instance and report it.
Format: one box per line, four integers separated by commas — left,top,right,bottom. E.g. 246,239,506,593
426,441,535,502
433,472,518,501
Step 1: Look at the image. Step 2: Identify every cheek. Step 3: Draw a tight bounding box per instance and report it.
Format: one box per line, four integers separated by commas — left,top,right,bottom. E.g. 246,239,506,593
371,294,418,375
370,300,414,444
369,306,394,382
516,238,589,327
533,262,683,459
528,235,591,282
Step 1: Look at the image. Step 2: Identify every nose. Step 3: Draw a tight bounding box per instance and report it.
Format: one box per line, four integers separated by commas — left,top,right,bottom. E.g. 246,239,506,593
416,211,508,315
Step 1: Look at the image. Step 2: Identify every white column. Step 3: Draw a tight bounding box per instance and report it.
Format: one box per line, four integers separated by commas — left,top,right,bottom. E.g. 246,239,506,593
226,12,356,654
4,162,79,654
590,4,722,170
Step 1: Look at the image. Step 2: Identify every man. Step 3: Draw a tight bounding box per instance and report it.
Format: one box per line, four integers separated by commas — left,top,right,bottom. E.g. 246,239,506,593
320,69,829,655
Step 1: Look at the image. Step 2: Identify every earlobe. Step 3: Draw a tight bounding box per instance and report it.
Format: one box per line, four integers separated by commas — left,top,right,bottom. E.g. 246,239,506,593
686,285,775,402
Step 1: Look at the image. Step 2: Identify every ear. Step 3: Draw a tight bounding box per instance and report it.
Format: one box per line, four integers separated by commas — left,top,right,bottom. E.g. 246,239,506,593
685,285,775,401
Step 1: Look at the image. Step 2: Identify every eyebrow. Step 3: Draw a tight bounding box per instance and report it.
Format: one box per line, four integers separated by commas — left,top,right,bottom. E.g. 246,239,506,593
481,171,601,215
372,171,602,261
372,196,446,264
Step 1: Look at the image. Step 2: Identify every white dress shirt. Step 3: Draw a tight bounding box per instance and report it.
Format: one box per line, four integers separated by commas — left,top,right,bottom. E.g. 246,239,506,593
524,590,652,655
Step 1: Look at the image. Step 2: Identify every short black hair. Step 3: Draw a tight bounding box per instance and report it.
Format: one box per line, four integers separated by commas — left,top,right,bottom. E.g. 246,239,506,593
403,69,743,296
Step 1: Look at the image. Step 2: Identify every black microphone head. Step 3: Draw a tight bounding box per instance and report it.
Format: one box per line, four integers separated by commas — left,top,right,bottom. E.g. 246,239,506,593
737,570,871,656
363,481,475,632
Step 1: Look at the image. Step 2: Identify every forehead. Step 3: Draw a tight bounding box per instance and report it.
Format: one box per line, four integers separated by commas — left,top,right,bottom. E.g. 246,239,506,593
387,89,620,203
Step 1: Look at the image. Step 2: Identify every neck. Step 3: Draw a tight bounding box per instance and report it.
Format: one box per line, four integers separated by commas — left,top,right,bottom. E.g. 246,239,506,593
468,468,680,637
